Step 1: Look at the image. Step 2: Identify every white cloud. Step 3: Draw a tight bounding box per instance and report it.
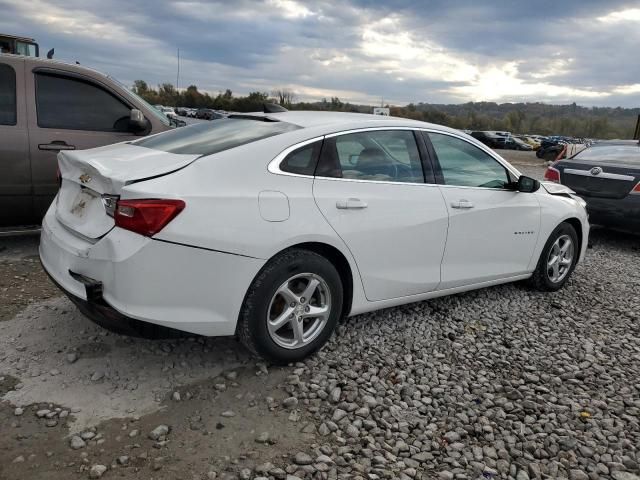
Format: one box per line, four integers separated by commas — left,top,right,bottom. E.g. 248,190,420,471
598,8,640,23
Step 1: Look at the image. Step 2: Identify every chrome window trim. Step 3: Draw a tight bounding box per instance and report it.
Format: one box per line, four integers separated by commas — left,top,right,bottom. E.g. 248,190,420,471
564,168,635,181
267,136,324,178
267,126,522,190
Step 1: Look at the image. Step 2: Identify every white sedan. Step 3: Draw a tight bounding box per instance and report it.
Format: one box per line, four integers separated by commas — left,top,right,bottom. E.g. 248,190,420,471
40,110,589,363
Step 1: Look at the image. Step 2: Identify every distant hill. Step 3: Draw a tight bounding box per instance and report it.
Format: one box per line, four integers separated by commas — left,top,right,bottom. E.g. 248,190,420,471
294,100,639,139
132,80,639,139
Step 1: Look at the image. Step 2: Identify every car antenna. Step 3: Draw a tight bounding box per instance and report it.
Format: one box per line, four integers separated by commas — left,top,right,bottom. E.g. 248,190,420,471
46,48,54,59
263,103,288,113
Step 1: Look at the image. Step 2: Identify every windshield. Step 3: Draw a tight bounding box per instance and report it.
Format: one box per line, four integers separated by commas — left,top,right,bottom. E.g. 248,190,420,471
133,118,301,155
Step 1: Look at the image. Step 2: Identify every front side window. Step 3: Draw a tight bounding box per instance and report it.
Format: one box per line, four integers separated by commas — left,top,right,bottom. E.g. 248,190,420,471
316,130,424,183
428,132,510,188
0,64,16,125
35,73,132,132
135,118,300,156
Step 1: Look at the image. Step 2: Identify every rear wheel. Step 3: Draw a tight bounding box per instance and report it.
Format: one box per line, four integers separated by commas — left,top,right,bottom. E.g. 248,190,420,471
238,249,343,364
529,222,579,291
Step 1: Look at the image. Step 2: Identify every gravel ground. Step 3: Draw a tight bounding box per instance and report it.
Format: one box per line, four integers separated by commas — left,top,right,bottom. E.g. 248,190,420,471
1,162,639,480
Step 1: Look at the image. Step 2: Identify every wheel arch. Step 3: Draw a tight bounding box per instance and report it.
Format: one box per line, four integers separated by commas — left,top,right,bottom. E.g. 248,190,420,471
562,217,584,253
280,242,354,320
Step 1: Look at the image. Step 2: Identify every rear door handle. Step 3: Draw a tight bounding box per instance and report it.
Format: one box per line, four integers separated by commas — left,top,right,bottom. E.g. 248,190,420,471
336,198,368,210
451,199,474,209
39,141,76,151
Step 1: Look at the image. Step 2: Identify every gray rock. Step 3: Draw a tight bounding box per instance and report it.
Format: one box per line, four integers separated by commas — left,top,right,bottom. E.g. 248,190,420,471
148,425,170,440
69,435,86,449
89,465,107,478
294,452,313,465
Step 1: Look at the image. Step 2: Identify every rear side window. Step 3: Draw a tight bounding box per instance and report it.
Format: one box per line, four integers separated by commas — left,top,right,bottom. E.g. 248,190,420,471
316,130,424,183
135,118,301,156
35,73,132,132
279,141,322,175
0,64,16,125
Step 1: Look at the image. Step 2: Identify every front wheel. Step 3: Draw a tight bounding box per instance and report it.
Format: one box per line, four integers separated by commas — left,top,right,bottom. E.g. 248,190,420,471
237,249,343,364
529,222,579,291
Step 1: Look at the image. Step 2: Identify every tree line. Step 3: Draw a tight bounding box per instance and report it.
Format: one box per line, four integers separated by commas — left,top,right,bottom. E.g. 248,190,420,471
131,80,639,139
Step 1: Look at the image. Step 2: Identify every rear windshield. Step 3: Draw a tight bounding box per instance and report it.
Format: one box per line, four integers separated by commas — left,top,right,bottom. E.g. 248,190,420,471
134,118,301,156
573,145,639,163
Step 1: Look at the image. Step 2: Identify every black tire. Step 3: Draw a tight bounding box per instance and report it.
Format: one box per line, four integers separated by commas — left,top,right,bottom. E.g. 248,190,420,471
529,222,579,291
237,249,343,364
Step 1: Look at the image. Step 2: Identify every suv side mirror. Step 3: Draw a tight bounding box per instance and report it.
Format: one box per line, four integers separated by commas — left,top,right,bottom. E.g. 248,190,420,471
129,109,148,133
517,175,540,193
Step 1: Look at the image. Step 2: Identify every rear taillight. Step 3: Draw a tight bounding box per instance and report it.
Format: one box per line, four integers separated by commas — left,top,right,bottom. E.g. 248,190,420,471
631,181,640,195
544,166,561,183
114,199,185,237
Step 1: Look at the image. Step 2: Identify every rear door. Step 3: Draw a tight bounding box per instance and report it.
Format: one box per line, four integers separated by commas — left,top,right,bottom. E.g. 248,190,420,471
425,131,540,289
313,128,449,301
26,68,140,222
0,57,33,226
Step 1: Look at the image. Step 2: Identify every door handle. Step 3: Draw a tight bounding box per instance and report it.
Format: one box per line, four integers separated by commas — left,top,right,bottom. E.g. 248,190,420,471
39,141,76,151
336,198,368,210
451,199,474,209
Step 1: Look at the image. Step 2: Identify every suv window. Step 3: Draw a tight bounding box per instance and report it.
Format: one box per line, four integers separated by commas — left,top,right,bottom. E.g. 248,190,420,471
35,73,132,132
316,130,424,183
0,64,16,126
279,140,322,175
428,132,510,188
135,118,301,155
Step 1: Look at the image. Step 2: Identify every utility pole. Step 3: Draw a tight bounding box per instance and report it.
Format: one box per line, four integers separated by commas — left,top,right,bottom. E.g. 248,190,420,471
176,48,180,91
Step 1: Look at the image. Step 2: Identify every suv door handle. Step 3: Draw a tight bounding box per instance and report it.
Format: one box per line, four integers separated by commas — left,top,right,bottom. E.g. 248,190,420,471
451,199,474,209
336,198,368,210
39,141,76,151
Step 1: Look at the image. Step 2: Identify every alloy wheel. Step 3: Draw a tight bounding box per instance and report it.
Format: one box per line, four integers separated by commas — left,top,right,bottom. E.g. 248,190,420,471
547,234,574,283
266,273,332,349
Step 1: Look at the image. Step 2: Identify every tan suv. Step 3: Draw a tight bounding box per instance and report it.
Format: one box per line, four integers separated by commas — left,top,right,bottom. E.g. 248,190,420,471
0,54,173,229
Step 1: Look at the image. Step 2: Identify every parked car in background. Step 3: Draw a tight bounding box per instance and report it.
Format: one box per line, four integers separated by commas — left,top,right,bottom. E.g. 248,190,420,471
40,111,589,363
544,141,640,233
195,108,213,119
0,54,173,229
196,108,225,120
470,131,507,149
516,135,541,150
505,136,533,151
537,139,567,161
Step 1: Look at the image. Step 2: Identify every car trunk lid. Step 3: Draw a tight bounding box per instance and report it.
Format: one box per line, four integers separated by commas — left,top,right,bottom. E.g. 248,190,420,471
557,160,639,200
56,143,199,239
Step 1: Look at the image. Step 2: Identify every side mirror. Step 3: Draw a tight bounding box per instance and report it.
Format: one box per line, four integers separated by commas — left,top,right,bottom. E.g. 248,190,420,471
129,109,148,133
517,175,540,193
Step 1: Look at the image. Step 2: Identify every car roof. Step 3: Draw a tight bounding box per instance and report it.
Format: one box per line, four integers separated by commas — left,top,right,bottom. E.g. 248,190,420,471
238,110,458,132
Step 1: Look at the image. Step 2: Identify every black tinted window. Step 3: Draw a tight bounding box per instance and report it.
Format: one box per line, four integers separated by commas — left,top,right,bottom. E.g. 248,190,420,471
279,141,322,175
135,118,300,156
0,64,16,125
36,73,132,131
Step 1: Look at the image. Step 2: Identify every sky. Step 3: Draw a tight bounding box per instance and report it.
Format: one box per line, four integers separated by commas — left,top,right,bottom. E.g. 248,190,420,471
2,0,640,107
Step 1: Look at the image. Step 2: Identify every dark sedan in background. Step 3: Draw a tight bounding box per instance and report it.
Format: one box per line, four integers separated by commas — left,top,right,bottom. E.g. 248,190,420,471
544,141,640,233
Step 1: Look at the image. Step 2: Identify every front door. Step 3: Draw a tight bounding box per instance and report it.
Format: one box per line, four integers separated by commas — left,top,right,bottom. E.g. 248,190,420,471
26,70,138,221
313,129,449,301
425,131,540,290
